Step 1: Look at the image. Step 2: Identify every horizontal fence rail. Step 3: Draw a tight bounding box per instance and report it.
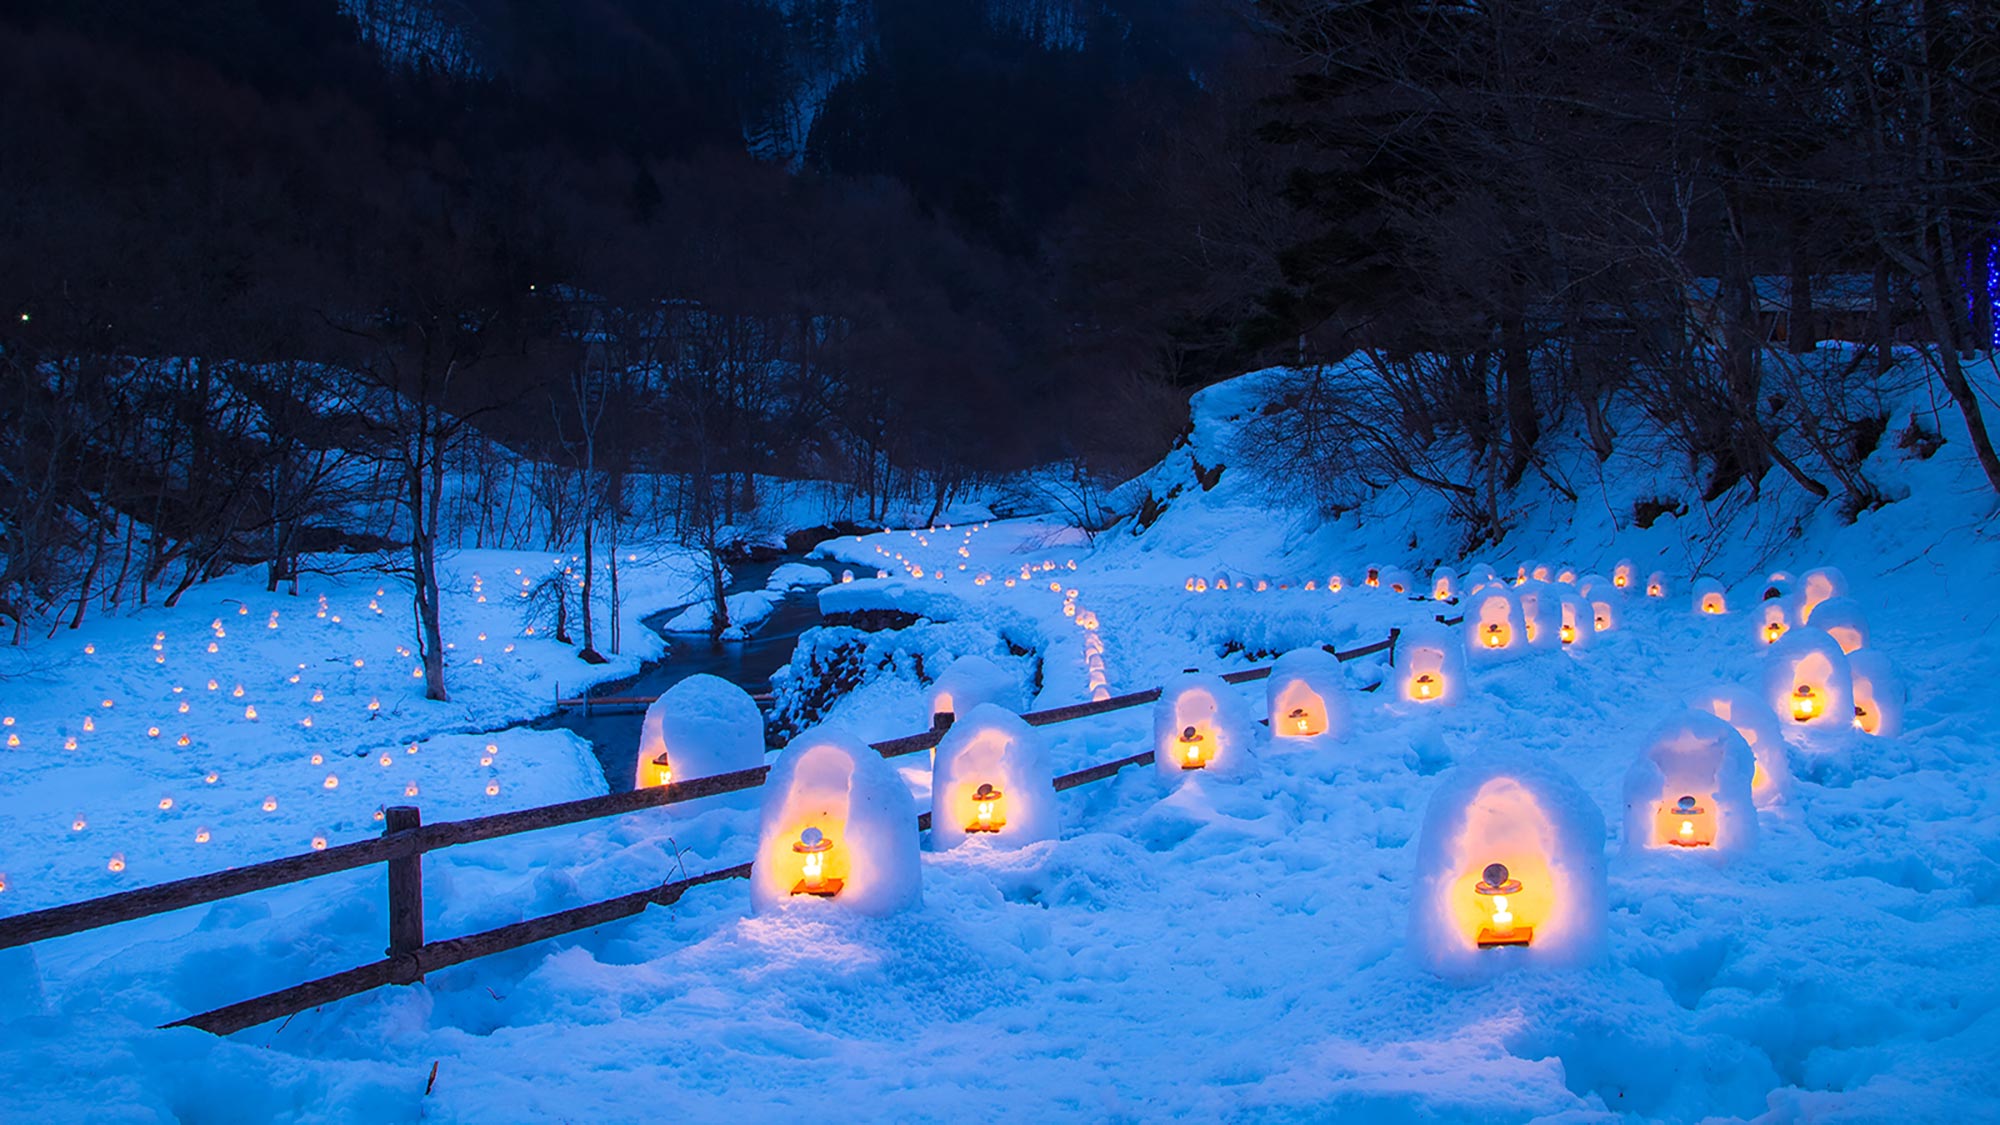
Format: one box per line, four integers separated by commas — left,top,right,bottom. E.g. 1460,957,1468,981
1,628,1400,1035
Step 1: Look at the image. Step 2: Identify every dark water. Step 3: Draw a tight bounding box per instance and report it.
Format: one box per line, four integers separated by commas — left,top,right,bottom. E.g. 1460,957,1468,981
536,556,834,791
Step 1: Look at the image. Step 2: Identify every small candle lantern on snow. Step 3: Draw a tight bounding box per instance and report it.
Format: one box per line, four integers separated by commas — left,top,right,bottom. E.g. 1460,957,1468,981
1409,750,1607,972
1612,559,1636,590
1645,571,1669,599
1847,649,1904,737
1687,684,1791,807
1363,564,1382,588
1431,567,1459,602
1805,596,1869,655
751,726,920,915
930,704,1056,850
1266,647,1348,740
1799,566,1849,618
1764,628,1854,733
1622,711,1757,855
925,655,1025,731
1153,673,1257,780
1691,577,1728,616
634,674,764,790
1464,588,1523,657
1396,624,1466,705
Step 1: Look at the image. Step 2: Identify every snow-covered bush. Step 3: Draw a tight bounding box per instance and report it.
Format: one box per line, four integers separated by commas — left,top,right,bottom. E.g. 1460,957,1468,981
1152,672,1257,781
1409,749,1607,975
750,726,920,916
634,673,764,789
929,704,1057,851
1621,711,1758,856
1266,646,1348,742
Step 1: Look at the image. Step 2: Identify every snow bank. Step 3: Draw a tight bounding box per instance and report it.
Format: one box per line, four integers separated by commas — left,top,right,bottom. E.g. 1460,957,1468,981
1621,710,1758,857
928,704,1057,851
749,725,920,916
634,673,765,789
765,562,834,592
661,589,781,638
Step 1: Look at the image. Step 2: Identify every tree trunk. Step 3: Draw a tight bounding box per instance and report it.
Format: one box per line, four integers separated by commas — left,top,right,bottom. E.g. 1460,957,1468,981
1500,314,1537,487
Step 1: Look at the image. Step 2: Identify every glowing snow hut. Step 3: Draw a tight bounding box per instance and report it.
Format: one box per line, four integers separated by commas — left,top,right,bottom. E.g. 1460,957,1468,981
751,726,920,915
1805,596,1869,654
1691,577,1728,616
1587,592,1619,635
1397,623,1467,705
1555,593,1593,650
1754,598,1798,647
1153,672,1257,780
1687,684,1791,807
1847,649,1905,737
930,704,1057,850
1645,571,1669,599
1515,582,1560,650
1764,628,1854,734
1410,750,1607,973
1432,567,1460,602
1621,711,1757,856
634,674,764,789
1800,566,1849,617
1465,588,1525,658
1611,559,1637,591
1380,567,1414,595
1267,647,1348,740
926,655,1025,728
1761,570,1797,602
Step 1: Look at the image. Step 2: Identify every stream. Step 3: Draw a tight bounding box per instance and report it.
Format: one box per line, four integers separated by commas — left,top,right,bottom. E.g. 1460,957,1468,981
534,554,835,792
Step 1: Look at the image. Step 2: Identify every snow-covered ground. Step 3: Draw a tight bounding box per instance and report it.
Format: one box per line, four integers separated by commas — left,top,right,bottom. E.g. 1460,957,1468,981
4,355,1999,1122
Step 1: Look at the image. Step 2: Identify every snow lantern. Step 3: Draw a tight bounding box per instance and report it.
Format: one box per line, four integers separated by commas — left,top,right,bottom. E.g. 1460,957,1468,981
1691,577,1728,616
1380,566,1414,595
1529,561,1554,583
1621,711,1757,856
1431,567,1460,602
1397,623,1467,705
1514,582,1560,649
925,655,1025,729
1363,563,1383,588
1764,628,1854,732
1464,588,1524,657
1514,559,1538,584
1410,750,1607,971
1611,559,1637,591
1555,565,1578,585
1847,650,1905,737
1555,593,1593,650
1761,570,1797,602
1587,592,1619,635
1687,684,1791,807
1805,596,1869,655
1645,571,1669,599
1325,572,1346,592
1575,572,1611,600
1153,672,1257,780
1266,647,1348,740
634,674,765,789
930,704,1057,850
1754,598,1799,647
751,726,920,915
1800,566,1849,617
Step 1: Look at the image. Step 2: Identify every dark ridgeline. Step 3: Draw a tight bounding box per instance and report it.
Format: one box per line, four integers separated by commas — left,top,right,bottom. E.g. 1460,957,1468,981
3,1,1998,667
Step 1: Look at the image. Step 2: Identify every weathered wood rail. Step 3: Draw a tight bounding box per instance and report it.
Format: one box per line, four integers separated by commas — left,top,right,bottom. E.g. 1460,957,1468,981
1,629,1400,1036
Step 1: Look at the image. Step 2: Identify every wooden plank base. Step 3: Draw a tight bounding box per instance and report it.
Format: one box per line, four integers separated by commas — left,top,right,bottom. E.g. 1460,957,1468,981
1477,926,1534,948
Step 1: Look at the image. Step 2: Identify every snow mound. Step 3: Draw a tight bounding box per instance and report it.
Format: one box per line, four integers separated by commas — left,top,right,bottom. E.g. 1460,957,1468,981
635,673,766,789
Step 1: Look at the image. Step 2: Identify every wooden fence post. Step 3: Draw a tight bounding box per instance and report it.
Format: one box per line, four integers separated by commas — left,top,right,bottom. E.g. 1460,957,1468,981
384,806,424,984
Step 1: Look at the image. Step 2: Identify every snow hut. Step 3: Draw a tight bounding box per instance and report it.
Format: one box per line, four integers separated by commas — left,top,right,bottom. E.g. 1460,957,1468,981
1515,582,1560,650
634,674,764,790
926,655,1024,729
1761,570,1797,602
1556,593,1593,650
1465,588,1525,658
1800,566,1850,617
1691,577,1728,616
1611,559,1637,591
1645,571,1670,599
1267,647,1348,740
1555,565,1578,585
930,704,1058,850
1153,672,1257,780
1576,573,1612,600
1587,591,1619,635
1409,750,1607,972
1431,567,1460,602
1621,711,1757,856
750,726,920,915
1687,684,1791,807
1847,649,1905,737
1380,566,1414,595
1764,628,1854,733
1514,559,1540,585
1363,563,1384,588
1397,623,1467,705
1754,598,1799,647
1806,596,1869,654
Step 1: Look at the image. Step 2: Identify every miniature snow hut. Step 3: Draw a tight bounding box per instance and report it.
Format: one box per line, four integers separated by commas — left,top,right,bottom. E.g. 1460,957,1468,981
751,726,920,915
1847,649,1904,737
1805,596,1869,654
1645,571,1670,599
1611,559,1637,591
1687,684,1791,807
1515,583,1560,650
1153,672,1257,780
1691,577,1728,616
1800,566,1849,617
926,655,1025,729
930,704,1057,850
1764,628,1854,733
1622,711,1757,856
1266,647,1348,739
1465,588,1525,658
1431,567,1460,602
1380,567,1414,595
1410,750,1607,972
634,674,764,789
1397,624,1467,705
1761,570,1797,602
1587,591,1619,635
1556,593,1593,650
1754,598,1798,647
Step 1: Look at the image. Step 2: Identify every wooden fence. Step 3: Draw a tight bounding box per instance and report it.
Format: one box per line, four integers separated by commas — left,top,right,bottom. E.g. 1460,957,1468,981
0,629,1404,1036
